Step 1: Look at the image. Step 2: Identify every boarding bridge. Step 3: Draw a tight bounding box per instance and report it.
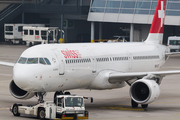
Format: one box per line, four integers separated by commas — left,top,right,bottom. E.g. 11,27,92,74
0,0,90,33
0,3,22,28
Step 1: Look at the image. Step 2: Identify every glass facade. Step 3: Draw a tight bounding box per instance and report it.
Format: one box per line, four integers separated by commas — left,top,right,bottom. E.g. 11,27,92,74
90,0,180,16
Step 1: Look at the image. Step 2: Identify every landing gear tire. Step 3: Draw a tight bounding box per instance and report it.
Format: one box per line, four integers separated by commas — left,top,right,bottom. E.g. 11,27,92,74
9,41,13,45
64,91,71,95
22,41,26,45
12,104,20,116
54,91,63,104
29,42,32,47
141,104,148,108
37,108,45,119
131,99,138,108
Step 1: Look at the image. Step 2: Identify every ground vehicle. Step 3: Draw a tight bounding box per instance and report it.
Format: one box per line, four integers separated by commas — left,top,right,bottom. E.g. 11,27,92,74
4,24,44,44
108,36,129,42
23,26,60,47
94,36,129,43
167,36,180,52
10,95,91,119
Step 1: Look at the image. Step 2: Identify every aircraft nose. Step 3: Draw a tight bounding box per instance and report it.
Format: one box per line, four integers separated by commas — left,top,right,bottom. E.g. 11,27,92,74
13,67,34,90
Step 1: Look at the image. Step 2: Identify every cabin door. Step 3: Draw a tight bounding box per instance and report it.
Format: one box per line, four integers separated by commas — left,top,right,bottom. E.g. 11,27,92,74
52,49,65,75
127,51,132,70
88,49,97,73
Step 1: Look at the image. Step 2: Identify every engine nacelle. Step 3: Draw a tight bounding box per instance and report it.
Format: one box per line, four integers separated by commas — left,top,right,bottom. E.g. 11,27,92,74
130,79,160,104
9,80,35,100
88,70,126,90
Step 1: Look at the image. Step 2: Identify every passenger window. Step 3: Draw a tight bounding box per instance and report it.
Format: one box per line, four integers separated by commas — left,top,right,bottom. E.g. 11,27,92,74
44,58,51,65
18,26,23,32
27,58,38,64
24,30,28,35
35,30,39,35
30,30,34,35
39,58,46,65
18,57,27,64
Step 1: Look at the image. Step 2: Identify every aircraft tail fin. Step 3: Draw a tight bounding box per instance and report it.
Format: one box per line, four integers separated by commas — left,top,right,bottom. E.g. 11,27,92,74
145,0,166,44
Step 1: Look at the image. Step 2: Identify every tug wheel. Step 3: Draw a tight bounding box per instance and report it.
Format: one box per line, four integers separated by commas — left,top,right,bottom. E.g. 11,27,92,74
37,108,45,119
12,104,20,116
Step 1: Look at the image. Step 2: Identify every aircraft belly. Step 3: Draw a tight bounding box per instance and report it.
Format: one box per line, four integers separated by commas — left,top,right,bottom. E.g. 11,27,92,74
38,71,94,92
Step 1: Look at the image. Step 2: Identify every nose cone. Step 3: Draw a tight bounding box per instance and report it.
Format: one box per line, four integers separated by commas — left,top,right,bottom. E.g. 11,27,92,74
13,65,34,91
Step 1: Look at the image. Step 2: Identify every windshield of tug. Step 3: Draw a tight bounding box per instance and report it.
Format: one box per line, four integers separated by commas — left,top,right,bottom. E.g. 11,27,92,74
58,97,84,107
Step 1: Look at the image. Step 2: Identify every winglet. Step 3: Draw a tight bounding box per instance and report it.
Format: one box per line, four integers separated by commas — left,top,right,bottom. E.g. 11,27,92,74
145,0,166,44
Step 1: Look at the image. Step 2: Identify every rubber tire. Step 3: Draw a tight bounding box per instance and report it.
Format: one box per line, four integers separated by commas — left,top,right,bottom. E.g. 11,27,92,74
12,104,20,116
22,41,26,45
29,42,32,47
141,104,148,108
131,99,138,108
37,108,45,119
10,41,13,45
54,91,63,104
64,91,71,95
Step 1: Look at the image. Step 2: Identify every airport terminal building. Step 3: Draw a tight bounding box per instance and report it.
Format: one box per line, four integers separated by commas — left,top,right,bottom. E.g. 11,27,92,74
0,0,180,44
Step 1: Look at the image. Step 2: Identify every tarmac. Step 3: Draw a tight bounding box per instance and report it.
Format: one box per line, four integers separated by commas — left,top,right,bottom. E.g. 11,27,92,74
0,45,180,120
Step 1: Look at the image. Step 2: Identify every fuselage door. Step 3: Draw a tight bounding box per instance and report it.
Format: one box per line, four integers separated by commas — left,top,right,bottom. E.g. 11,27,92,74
52,49,65,75
88,49,96,73
127,51,132,70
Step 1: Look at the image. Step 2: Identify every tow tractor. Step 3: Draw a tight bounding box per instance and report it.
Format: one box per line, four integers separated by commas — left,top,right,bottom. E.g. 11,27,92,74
10,95,93,119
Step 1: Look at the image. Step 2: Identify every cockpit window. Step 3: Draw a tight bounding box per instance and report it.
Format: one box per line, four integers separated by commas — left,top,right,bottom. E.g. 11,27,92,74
18,57,27,64
17,57,51,65
44,58,51,65
39,58,46,65
27,58,38,64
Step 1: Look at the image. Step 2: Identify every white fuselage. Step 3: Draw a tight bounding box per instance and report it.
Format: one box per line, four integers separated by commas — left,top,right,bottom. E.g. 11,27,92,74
13,42,169,93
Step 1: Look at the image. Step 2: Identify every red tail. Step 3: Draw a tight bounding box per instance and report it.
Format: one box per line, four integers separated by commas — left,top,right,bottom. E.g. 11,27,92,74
145,0,166,44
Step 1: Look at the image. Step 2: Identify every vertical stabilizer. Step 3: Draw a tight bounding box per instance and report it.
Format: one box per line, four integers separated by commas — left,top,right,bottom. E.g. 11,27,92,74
145,0,166,44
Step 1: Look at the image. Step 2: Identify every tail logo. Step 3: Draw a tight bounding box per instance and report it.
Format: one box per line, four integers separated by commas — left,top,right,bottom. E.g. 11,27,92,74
158,1,165,27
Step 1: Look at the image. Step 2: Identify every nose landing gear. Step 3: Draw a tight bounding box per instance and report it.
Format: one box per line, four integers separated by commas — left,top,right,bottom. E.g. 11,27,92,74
35,92,46,103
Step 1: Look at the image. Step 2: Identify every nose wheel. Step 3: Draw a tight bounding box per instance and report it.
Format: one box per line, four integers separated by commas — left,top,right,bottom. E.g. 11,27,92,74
54,91,63,104
36,92,45,103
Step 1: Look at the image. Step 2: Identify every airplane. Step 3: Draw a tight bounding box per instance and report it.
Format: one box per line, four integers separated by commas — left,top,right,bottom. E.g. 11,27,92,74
0,0,180,109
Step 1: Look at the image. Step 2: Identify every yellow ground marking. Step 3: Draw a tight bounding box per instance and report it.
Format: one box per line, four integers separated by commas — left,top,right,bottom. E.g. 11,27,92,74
175,113,180,116
54,117,88,120
101,106,144,111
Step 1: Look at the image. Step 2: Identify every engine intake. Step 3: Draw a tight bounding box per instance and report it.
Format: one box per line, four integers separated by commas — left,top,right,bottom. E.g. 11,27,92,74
9,80,34,100
130,79,160,104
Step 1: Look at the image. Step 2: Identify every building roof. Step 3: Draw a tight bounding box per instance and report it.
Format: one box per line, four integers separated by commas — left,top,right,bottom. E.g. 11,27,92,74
88,0,180,26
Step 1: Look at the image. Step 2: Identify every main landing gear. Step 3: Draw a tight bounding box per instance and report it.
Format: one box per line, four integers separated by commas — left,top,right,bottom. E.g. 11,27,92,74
131,99,148,109
54,91,71,104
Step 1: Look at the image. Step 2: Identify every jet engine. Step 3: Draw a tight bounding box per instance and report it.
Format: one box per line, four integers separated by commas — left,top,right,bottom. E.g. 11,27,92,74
9,80,34,99
130,79,160,104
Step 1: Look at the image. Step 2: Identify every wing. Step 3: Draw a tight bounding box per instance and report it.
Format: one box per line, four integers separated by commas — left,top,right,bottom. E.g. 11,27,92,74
109,70,180,83
166,52,180,57
0,61,15,67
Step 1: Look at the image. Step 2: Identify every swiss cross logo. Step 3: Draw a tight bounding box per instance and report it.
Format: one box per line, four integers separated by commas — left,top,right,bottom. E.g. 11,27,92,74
149,0,166,33
61,49,81,59
158,1,165,27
